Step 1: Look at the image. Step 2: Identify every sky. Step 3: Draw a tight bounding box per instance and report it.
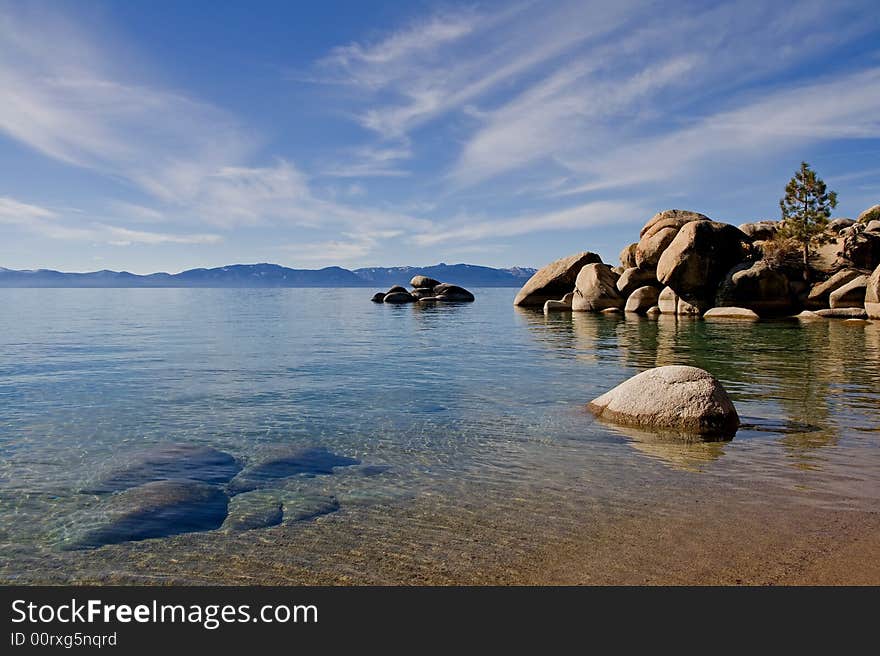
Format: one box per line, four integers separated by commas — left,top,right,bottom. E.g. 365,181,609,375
1,0,879,274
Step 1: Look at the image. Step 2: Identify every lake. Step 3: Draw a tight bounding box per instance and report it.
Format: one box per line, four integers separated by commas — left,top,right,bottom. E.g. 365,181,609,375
1,288,878,583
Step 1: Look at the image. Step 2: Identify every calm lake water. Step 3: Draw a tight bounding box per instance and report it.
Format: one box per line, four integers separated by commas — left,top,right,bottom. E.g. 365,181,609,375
1,288,878,583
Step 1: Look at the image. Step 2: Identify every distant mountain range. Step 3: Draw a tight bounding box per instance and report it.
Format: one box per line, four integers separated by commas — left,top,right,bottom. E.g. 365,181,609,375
0,263,537,288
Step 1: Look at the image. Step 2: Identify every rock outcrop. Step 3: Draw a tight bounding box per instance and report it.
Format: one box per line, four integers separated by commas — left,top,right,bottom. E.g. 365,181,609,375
829,275,868,309
714,260,792,315
587,365,739,436
572,264,623,312
866,264,880,319
656,221,751,310
806,269,864,309
514,252,603,307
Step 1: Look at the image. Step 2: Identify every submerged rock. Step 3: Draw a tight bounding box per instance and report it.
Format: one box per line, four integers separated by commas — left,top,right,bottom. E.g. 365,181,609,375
81,444,241,494
62,480,229,550
229,447,360,493
514,251,602,307
281,494,340,524
221,490,284,531
588,365,739,436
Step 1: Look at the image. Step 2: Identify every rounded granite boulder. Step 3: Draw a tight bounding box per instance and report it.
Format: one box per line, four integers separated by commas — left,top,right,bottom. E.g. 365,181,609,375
587,365,740,436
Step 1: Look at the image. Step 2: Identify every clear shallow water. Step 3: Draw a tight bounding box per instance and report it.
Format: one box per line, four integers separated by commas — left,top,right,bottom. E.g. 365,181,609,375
0,288,878,582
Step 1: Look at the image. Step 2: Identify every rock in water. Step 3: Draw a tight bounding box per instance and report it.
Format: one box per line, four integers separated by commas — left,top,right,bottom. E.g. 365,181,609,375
587,365,740,436
624,286,660,314
829,275,868,309
221,490,284,531
656,221,751,310
866,264,880,319
544,292,574,313
370,292,386,303
61,480,229,550
386,285,408,294
572,263,623,312
281,494,340,524
815,307,868,318
383,291,417,304
514,251,603,307
229,447,360,493
409,287,435,299
410,275,440,289
432,283,475,302
703,307,759,320
81,444,241,494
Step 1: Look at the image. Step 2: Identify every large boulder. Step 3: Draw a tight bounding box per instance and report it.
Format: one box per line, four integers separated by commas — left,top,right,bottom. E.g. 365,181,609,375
386,285,408,294
433,283,475,302
857,204,880,224
616,267,660,298
828,218,855,234
656,221,751,310
587,365,739,436
572,263,623,312
866,264,880,319
409,287,435,299
544,292,574,313
81,444,241,494
514,252,603,307
639,209,711,240
624,286,660,314
829,275,868,309
410,275,440,289
657,286,678,314
714,260,792,315
839,225,880,270
61,480,229,550
806,269,864,308
619,243,638,269
635,227,678,269
738,220,779,241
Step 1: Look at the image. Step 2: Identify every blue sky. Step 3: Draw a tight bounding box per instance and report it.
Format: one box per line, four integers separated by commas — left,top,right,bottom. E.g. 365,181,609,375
1,0,879,273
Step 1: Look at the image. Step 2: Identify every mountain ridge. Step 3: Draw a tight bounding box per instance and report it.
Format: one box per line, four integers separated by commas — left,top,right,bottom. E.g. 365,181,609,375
0,262,537,288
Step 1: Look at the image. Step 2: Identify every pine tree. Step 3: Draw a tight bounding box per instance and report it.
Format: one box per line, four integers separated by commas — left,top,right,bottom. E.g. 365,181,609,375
778,161,837,272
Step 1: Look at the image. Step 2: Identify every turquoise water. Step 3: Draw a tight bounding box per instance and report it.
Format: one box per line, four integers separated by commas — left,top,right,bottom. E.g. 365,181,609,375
0,288,878,582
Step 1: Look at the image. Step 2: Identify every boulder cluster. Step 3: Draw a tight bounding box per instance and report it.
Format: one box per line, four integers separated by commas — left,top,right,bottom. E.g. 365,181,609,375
515,207,880,321
371,275,475,304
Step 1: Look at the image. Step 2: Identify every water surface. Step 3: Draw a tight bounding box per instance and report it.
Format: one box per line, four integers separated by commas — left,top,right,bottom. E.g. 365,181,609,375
0,288,878,582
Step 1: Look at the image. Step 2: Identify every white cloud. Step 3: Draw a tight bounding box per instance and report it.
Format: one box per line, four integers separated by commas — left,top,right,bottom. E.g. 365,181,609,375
413,199,644,246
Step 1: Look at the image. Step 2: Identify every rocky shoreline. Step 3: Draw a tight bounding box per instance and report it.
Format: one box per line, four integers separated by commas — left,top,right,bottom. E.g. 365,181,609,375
515,206,880,321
